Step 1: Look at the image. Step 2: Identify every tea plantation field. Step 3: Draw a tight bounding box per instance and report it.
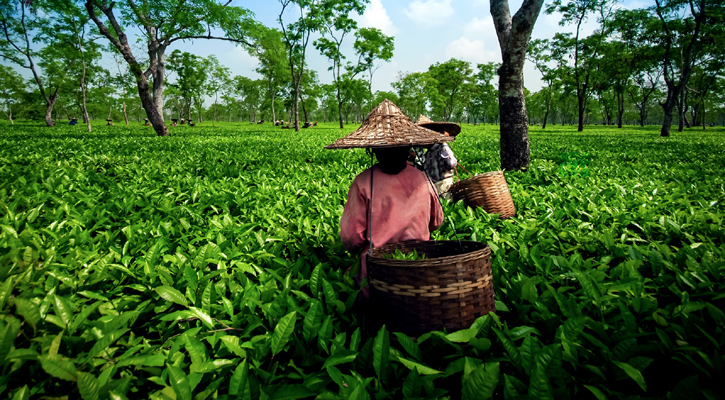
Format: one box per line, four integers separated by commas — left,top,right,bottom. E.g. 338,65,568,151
1,121,723,400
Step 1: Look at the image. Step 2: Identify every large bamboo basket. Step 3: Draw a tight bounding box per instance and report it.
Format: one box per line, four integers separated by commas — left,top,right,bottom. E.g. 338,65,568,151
367,240,494,336
449,171,516,218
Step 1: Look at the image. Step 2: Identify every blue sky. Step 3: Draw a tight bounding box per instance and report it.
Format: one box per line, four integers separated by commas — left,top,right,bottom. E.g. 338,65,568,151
7,0,651,96
151,0,651,94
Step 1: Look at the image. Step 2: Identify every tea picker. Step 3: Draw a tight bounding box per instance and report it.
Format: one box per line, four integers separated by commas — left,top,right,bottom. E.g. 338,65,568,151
415,116,516,218
326,99,495,336
413,115,462,199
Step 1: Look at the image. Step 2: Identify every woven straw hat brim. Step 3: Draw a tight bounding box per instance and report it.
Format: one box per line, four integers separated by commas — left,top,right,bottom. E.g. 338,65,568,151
418,122,462,136
324,130,454,149
325,99,455,149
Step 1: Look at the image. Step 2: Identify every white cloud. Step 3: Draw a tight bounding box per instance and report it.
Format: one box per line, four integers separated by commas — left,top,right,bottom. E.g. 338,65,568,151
464,16,495,36
404,0,454,26
358,0,398,35
445,36,499,64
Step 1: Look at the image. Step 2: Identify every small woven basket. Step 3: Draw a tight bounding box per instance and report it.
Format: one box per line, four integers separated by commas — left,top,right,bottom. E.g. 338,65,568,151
367,240,494,336
449,170,516,218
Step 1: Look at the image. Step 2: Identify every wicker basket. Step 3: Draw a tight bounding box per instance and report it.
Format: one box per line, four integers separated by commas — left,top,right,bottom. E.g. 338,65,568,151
449,170,516,218
367,240,494,336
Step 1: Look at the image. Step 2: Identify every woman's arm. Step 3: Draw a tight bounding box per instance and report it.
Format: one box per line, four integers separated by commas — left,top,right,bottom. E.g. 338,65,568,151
340,179,369,252
429,185,444,232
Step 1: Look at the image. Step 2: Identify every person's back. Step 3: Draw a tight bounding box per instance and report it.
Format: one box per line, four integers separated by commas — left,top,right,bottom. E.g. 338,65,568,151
341,163,442,253
340,148,443,296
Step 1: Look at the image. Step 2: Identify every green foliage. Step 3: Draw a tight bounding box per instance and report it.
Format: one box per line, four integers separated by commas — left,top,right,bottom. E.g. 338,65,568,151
0,122,724,399
381,249,427,261
556,151,590,177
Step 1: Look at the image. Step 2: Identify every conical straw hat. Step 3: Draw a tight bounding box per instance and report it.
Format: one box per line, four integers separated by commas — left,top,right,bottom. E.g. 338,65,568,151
325,99,454,149
415,115,462,136
416,115,434,125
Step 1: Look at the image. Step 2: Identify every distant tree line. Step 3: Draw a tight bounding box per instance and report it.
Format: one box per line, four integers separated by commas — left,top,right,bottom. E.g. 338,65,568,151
0,0,723,136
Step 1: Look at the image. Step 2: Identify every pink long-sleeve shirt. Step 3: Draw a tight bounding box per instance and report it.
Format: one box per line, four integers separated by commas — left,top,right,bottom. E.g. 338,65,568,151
340,162,444,296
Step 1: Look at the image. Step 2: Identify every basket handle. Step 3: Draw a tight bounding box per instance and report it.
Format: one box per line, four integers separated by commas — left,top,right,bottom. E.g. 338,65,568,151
456,163,474,179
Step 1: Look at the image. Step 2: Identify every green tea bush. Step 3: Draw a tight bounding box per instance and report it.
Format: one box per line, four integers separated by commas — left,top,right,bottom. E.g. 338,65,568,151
0,122,723,399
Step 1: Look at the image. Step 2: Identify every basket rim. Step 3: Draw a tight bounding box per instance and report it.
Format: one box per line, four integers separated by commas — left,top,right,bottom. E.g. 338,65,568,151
368,240,490,266
450,170,506,187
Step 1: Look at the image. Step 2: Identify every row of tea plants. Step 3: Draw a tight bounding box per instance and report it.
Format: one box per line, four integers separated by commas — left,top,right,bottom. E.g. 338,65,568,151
0,122,723,399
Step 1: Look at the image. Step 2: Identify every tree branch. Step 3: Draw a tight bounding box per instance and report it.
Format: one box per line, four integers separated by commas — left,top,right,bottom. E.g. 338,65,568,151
168,35,254,47
490,0,512,52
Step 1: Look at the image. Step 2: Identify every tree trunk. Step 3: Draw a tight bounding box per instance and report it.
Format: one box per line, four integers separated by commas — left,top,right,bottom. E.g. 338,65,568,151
682,92,691,129
136,77,167,134
498,71,531,171
655,0,705,137
80,59,91,132
212,93,218,127
337,100,344,129
271,90,276,122
661,92,675,137
85,0,168,136
491,0,544,171
44,99,57,127
301,98,310,124
5,104,13,124
293,80,301,131
152,47,166,121
616,91,624,128
576,88,585,132
123,102,129,125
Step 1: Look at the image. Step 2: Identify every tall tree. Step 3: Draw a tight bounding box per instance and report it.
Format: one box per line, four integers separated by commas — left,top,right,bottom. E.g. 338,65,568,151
526,39,559,128
472,62,500,124
204,55,231,126
254,27,289,123
652,0,710,136
339,74,366,123
610,8,660,128
596,41,631,127
392,71,436,119
313,0,367,128
166,50,207,121
353,27,394,111
627,65,661,127
298,69,321,124
490,0,546,171
111,52,135,125
688,58,725,129
84,0,257,136
46,3,102,131
234,76,262,122
427,58,473,121
0,65,24,124
547,0,616,132
278,0,326,132
0,0,77,126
